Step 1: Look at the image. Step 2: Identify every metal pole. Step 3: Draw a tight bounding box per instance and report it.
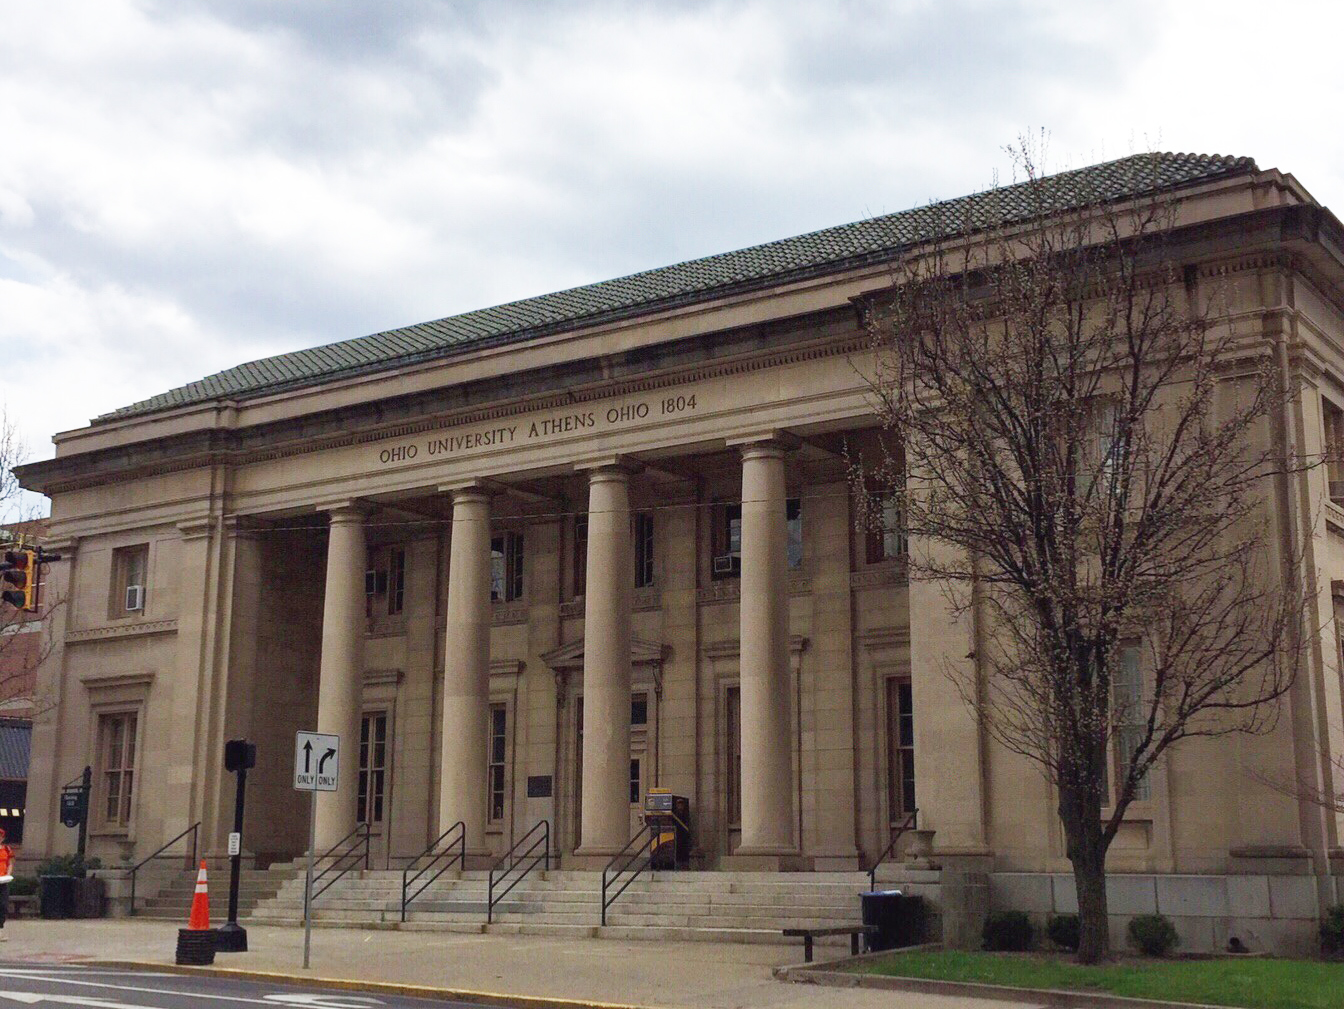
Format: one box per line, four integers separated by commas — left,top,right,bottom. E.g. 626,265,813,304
216,765,248,951
303,790,315,970
77,766,91,859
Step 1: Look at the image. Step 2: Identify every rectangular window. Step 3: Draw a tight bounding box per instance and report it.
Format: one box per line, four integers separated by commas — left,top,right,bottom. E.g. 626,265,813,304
1325,398,1344,504
98,712,138,828
491,532,525,602
786,498,803,570
629,758,641,805
358,711,388,824
886,679,916,821
725,686,741,827
634,511,655,588
572,516,588,598
488,703,507,822
711,502,742,579
866,493,907,564
1112,645,1151,803
387,547,405,615
110,545,149,619
630,692,648,726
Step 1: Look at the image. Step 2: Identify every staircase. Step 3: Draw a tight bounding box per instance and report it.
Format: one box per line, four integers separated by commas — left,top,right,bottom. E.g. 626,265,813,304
135,865,299,921
245,868,897,948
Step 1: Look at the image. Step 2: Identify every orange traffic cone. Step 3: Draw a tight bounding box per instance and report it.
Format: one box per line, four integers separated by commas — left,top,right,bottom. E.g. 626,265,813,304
176,860,215,965
188,859,211,930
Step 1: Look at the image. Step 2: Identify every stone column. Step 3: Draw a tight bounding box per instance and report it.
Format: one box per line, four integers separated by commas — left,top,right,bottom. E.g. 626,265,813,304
737,441,797,854
576,465,634,855
438,486,493,851
314,503,368,852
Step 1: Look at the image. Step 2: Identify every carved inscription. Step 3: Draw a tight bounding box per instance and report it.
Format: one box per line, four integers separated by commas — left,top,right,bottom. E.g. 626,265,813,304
377,393,698,467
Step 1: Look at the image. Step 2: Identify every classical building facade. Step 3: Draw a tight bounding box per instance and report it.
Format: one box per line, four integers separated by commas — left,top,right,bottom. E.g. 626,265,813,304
15,155,1344,936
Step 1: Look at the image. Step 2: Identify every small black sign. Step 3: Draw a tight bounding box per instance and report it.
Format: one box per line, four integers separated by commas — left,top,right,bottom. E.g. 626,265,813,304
59,786,87,829
526,775,553,798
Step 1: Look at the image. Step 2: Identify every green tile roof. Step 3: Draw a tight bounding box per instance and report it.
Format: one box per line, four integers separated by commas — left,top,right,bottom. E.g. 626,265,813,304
101,152,1255,421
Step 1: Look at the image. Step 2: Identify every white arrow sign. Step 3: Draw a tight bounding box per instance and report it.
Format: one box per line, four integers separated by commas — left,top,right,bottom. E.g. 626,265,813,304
0,991,160,1009
264,996,384,1008
293,731,339,792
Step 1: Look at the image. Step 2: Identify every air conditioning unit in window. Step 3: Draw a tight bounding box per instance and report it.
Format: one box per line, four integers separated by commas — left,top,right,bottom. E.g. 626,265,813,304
125,584,144,612
712,554,737,575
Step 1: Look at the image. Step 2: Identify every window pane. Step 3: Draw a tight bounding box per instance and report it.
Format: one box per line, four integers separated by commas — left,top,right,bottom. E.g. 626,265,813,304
786,498,803,570
630,694,648,726
629,758,640,804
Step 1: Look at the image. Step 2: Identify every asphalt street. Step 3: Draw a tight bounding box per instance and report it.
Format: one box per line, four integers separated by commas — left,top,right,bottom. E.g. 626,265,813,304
0,964,486,1009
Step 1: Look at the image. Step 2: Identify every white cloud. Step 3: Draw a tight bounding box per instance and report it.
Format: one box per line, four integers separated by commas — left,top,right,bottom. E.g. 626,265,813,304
1,0,1341,502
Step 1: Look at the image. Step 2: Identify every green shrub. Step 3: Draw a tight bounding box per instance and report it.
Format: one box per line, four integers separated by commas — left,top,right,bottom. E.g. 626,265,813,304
7,875,38,896
36,854,103,879
1046,913,1080,952
983,910,1035,951
1321,904,1344,958
1128,913,1179,956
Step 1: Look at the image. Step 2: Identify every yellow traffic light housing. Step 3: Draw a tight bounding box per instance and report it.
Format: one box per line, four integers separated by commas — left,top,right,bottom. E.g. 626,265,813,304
0,549,38,611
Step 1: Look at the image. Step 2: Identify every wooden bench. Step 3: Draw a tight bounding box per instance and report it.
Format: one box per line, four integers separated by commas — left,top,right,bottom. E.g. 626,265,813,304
781,924,876,963
7,894,37,919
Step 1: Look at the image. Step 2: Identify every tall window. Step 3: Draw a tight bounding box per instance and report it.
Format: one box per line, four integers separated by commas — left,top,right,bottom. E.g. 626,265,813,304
491,532,525,602
1325,398,1344,504
712,502,742,579
1111,645,1151,802
786,498,803,570
488,704,507,822
886,679,916,821
358,712,387,824
629,758,641,805
386,548,406,615
98,712,137,828
630,692,648,726
866,493,907,564
572,516,588,598
725,687,741,827
634,511,655,588
110,545,149,618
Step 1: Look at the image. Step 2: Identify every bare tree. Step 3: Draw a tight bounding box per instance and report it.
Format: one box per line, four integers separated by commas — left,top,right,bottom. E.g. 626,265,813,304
855,143,1304,963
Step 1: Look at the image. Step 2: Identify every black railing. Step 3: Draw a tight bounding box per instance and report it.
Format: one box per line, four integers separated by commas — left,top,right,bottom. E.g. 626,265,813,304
600,823,655,926
487,819,549,924
309,821,370,903
400,821,466,922
868,808,918,890
128,821,200,916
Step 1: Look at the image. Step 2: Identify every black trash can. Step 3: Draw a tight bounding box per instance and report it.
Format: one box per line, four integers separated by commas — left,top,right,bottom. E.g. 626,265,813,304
39,875,77,920
861,890,927,951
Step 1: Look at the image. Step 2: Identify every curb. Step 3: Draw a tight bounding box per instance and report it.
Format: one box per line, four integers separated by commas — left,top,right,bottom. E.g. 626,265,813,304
83,960,656,1009
775,964,1238,1009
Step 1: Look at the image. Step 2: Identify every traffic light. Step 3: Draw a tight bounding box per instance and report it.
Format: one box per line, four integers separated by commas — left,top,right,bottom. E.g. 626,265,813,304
0,549,37,611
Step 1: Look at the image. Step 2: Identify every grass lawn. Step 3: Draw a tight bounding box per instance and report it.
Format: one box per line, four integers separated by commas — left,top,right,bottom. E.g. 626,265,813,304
849,950,1344,1009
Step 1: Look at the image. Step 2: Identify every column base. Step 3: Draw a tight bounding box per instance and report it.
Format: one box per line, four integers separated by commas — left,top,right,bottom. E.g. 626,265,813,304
721,847,810,872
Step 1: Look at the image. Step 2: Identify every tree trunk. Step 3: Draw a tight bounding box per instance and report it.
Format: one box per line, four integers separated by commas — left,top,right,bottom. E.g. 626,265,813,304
1059,782,1111,963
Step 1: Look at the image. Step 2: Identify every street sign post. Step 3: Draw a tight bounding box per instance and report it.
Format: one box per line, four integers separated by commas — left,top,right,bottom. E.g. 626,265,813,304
293,731,340,969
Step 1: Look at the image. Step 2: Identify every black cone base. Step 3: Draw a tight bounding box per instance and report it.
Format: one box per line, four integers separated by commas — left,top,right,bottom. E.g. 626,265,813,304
214,922,248,953
175,927,216,965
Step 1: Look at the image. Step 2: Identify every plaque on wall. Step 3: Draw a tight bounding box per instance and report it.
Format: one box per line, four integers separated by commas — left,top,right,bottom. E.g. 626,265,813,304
526,775,553,798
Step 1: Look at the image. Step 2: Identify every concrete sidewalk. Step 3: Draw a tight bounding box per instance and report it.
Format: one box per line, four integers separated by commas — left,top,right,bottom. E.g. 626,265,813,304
0,919,1022,1009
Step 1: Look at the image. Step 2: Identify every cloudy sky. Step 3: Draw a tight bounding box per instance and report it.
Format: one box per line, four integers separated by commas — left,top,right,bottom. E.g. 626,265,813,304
2,0,1342,494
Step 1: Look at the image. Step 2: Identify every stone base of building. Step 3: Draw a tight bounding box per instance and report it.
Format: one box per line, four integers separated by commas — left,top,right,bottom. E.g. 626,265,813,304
720,848,810,872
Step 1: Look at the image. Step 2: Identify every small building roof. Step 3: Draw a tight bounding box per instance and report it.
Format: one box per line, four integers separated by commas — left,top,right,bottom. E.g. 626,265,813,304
100,152,1254,423
0,719,31,780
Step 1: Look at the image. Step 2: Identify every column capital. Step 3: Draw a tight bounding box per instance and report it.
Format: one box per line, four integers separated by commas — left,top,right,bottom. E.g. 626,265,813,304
438,480,493,505
315,500,373,523
728,431,801,456
575,455,643,478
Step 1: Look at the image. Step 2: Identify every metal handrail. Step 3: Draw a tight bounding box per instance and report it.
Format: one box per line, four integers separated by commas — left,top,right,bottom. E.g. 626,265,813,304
310,821,370,902
400,821,466,922
600,823,655,926
128,821,200,916
486,819,550,924
868,808,918,890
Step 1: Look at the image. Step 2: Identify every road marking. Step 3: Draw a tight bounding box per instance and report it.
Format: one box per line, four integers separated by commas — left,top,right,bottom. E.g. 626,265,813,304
0,991,168,1009
264,996,384,1008
0,973,304,1007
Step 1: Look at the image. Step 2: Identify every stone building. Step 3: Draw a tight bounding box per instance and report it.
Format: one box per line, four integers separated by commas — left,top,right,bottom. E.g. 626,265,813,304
15,153,1344,949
